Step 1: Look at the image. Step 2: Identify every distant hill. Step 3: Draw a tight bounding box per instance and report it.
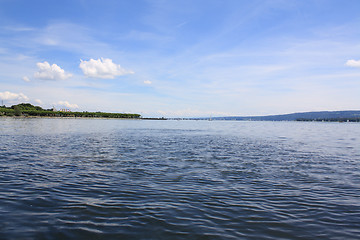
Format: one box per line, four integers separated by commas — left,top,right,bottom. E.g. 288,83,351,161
208,111,360,122
0,103,141,119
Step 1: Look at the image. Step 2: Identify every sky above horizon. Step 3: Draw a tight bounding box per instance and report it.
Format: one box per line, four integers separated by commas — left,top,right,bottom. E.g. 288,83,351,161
1,0,360,117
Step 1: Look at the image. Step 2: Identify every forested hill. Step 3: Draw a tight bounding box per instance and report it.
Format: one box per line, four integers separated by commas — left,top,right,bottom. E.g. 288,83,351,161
211,111,360,122
0,103,141,119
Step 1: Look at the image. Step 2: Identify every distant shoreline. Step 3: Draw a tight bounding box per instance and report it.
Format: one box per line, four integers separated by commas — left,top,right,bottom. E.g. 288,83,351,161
0,103,141,119
0,115,168,120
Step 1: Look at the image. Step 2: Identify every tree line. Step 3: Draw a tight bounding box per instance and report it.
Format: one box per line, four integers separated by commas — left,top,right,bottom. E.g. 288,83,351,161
0,103,141,119
296,118,360,122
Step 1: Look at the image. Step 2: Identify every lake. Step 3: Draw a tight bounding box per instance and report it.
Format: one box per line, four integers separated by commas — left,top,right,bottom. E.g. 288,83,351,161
0,118,359,239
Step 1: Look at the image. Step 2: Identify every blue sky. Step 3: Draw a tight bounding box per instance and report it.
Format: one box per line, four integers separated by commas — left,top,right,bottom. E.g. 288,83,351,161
1,0,360,117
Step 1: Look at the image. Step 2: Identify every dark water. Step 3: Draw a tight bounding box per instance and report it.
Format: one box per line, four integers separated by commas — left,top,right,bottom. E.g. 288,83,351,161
0,118,359,240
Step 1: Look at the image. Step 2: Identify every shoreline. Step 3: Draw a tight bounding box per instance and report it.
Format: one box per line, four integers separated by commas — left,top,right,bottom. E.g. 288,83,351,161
0,115,167,120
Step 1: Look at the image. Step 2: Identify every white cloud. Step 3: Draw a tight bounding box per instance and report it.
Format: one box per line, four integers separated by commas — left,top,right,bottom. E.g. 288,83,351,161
345,59,360,68
34,99,43,105
79,58,134,79
34,61,72,80
0,91,30,102
22,76,30,82
144,80,152,84
56,101,79,109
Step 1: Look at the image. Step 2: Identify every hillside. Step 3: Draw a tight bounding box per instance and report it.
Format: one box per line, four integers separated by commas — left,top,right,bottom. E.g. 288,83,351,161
211,111,360,122
0,103,141,119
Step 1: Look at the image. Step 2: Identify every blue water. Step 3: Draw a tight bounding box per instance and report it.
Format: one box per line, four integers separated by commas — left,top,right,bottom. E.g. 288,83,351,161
0,118,359,239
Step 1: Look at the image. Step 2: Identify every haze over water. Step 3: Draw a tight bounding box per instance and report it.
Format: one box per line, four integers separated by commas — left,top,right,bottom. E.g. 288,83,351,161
0,118,359,239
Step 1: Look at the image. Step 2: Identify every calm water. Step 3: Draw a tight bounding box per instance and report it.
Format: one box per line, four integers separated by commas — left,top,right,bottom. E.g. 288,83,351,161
0,118,359,240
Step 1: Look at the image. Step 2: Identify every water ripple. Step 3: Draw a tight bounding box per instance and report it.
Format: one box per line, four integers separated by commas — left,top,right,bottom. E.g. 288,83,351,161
0,119,359,239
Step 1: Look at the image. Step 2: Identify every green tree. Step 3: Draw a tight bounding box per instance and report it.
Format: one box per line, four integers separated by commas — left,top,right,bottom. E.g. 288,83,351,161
14,105,22,116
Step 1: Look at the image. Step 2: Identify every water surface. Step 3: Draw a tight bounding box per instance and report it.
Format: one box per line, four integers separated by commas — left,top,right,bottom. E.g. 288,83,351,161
0,118,359,239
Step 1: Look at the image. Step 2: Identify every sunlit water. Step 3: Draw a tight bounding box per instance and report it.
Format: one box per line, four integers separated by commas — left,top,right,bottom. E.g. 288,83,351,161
0,118,359,239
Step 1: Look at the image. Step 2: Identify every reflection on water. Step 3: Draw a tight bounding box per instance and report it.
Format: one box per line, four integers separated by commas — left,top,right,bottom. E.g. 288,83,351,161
0,118,359,239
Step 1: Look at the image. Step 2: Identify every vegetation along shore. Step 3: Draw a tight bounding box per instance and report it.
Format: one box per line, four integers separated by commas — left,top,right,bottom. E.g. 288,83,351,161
0,103,141,119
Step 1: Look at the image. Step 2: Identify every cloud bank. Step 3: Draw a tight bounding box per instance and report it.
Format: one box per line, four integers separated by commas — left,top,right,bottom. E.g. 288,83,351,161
34,61,72,80
56,100,79,109
144,80,152,84
34,99,43,105
22,76,30,82
345,59,360,68
79,58,134,79
0,91,29,102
